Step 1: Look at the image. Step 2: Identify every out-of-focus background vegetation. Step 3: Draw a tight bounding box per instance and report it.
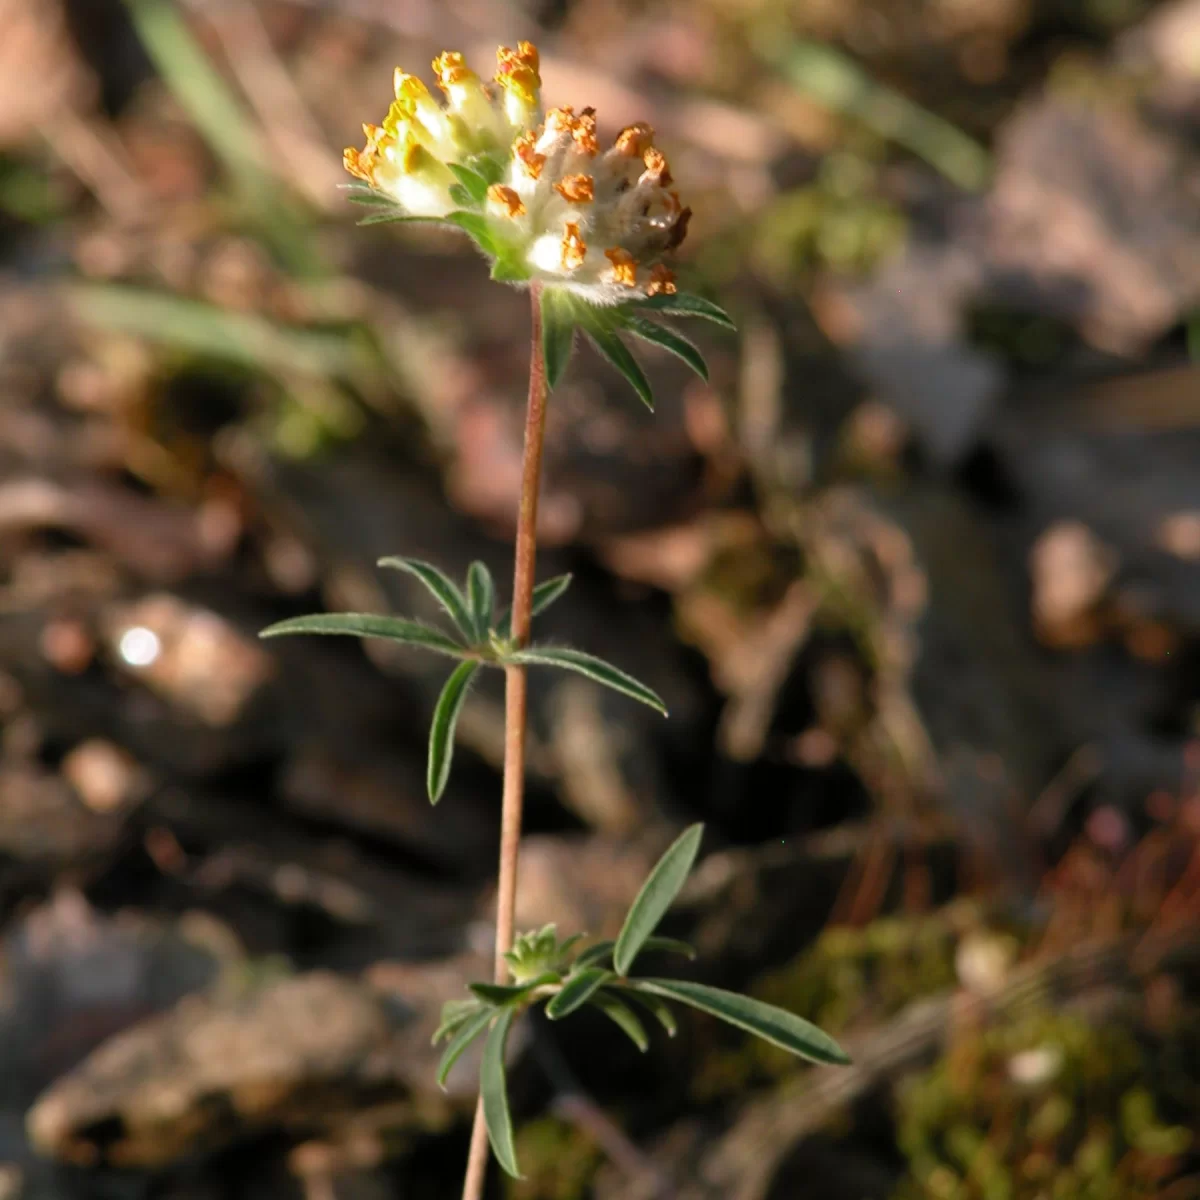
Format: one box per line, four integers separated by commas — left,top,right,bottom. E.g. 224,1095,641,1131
1,0,1200,1196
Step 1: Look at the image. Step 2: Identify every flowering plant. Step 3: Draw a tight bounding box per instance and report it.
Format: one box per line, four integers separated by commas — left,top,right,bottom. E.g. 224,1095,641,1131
262,42,846,1195
341,41,731,406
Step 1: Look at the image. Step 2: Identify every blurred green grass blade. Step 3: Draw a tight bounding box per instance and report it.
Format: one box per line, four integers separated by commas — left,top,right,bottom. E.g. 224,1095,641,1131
768,39,991,191
123,0,320,272
66,285,372,382
124,0,260,182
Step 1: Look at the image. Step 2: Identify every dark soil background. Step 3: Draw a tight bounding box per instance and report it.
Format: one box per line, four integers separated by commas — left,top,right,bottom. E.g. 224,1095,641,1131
1,0,1200,1197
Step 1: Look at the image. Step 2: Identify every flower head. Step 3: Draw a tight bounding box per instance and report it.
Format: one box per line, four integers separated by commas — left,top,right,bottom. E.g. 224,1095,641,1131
343,42,691,303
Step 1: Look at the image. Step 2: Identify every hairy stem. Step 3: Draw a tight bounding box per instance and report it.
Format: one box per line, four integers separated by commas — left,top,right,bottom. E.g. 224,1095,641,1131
461,281,549,1200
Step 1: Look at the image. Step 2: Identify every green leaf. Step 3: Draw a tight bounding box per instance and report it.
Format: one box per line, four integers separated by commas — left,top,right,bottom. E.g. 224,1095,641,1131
541,289,577,390
529,575,574,614
466,561,495,642
433,999,488,1045
614,824,704,976
626,991,677,1038
259,612,464,658
591,991,649,1052
638,936,698,961
572,936,694,971
427,661,480,804
557,932,587,959
344,191,403,207
636,291,736,330
495,574,573,640
582,321,654,410
448,184,473,208
469,155,506,186
624,315,709,381
572,939,615,969
436,1007,494,1088
447,162,490,205
357,211,447,227
445,210,497,255
633,979,851,1066
482,1007,521,1177
546,968,612,1020
469,972,560,1006
491,254,532,283
505,646,666,714
377,556,475,640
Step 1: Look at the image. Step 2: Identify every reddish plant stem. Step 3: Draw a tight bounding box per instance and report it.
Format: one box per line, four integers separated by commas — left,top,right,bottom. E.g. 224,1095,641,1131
460,281,549,1200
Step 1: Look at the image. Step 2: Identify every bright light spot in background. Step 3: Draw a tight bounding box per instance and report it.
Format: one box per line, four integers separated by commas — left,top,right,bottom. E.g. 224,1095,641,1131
118,627,161,668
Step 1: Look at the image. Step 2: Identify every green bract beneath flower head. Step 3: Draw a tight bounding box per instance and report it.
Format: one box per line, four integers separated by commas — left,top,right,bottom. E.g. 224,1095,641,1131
343,42,690,302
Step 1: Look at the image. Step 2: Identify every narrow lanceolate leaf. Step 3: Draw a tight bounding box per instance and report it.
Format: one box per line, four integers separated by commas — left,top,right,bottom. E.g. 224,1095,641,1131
624,315,709,381
591,991,649,1052
466,561,495,642
495,574,573,640
344,191,404,207
614,824,704,976
469,972,560,1007
432,999,487,1045
541,289,577,390
378,556,474,640
436,1007,494,1088
636,936,697,962
572,939,616,970
633,979,851,1066
573,936,695,971
583,322,654,410
506,646,667,715
546,968,612,1020
636,291,736,330
427,661,480,804
357,211,447,227
627,991,678,1038
481,1007,521,1177
259,612,464,658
